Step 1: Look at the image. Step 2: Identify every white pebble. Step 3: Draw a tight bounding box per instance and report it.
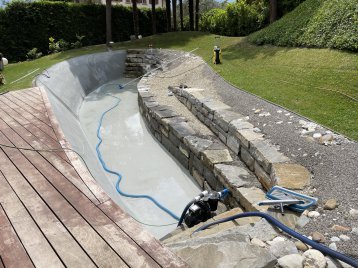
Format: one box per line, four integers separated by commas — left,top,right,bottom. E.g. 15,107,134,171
313,133,322,138
329,243,337,251
339,235,350,241
276,121,283,124
330,236,340,242
308,211,320,218
277,110,282,113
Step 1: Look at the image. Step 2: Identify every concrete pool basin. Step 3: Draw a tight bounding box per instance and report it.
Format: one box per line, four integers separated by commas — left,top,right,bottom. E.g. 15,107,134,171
35,51,201,238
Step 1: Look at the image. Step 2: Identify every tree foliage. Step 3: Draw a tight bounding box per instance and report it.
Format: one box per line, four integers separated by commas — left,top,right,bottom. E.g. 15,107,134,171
0,1,167,61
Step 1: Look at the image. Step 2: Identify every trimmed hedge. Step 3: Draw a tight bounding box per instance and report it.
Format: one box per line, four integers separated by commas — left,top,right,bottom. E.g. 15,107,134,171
200,0,268,36
0,2,167,62
248,0,358,52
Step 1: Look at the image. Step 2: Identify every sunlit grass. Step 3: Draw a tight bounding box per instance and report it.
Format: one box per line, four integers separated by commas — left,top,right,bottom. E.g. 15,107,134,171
1,32,357,140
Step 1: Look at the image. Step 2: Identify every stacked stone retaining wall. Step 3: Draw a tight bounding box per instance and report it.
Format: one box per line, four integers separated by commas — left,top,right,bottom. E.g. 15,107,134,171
170,86,311,191
133,49,311,213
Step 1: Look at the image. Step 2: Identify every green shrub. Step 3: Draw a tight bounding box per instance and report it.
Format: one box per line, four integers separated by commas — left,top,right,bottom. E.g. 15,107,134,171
0,2,167,62
200,9,227,35
200,0,268,36
26,48,43,60
248,0,358,52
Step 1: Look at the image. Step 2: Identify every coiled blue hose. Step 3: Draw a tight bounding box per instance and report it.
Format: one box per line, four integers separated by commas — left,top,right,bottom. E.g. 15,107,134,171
194,212,358,267
95,90,180,221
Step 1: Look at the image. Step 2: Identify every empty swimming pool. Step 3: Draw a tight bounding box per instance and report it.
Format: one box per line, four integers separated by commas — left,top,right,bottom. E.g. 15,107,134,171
36,51,200,238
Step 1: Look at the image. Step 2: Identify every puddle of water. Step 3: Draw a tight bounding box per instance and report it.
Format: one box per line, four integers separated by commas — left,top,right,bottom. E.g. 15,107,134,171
79,79,201,238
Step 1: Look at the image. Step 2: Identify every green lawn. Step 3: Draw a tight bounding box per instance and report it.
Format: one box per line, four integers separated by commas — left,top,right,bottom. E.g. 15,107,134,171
1,32,357,140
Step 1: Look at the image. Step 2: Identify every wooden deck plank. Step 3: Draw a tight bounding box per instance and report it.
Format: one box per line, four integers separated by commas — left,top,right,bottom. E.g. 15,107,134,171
3,94,52,126
13,90,43,105
0,125,101,206
9,91,47,113
0,99,57,140
0,147,127,268
99,200,188,268
0,171,64,268
22,90,42,102
0,112,69,163
0,202,34,268
0,134,161,268
0,94,52,128
40,87,110,204
0,149,97,268
26,87,42,97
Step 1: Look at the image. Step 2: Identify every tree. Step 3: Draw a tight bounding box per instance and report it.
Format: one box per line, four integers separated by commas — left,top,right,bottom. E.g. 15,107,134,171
151,0,156,34
269,0,277,23
179,0,184,30
166,0,171,31
188,0,194,30
132,0,139,37
172,0,177,31
105,0,112,45
195,0,199,31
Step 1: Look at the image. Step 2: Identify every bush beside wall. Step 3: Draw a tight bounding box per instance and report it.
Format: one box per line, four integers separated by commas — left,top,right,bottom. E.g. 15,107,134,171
0,2,167,62
200,0,268,36
248,0,358,52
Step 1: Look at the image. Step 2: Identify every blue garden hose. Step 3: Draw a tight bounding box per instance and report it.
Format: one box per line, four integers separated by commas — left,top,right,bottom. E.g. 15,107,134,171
95,87,180,221
194,212,358,267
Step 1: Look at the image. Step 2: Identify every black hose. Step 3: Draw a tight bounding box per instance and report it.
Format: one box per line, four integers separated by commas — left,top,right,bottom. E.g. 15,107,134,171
193,212,358,267
177,199,196,226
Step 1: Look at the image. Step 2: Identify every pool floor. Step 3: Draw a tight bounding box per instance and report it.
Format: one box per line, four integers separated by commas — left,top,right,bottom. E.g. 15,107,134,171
79,79,201,238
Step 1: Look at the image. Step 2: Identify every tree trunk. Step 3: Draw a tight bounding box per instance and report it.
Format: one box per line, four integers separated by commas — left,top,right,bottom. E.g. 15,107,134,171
189,0,194,31
195,0,199,31
166,0,171,31
179,0,184,31
172,0,177,31
152,0,156,34
105,0,112,45
132,0,139,37
269,0,277,23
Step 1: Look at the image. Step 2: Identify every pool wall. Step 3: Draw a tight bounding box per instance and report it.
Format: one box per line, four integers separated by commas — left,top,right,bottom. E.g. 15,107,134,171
35,51,128,204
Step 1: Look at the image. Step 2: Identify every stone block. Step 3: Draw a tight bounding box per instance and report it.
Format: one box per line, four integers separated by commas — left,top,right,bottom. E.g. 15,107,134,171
271,163,311,190
214,110,245,132
254,161,273,190
172,147,189,169
184,136,213,157
249,140,289,173
202,100,231,114
169,122,196,141
236,187,268,212
203,167,221,190
192,168,205,187
229,119,254,134
227,134,240,155
240,147,254,171
214,164,257,194
152,108,177,120
138,91,154,98
179,144,190,158
162,116,187,131
169,131,181,147
202,149,233,168
191,154,204,175
235,129,264,149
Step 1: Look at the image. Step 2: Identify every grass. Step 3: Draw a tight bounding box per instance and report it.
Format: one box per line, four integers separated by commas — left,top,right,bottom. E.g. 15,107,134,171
1,32,357,140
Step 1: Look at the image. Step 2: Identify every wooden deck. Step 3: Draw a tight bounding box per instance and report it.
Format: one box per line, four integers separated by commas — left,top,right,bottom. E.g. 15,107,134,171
0,88,187,268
